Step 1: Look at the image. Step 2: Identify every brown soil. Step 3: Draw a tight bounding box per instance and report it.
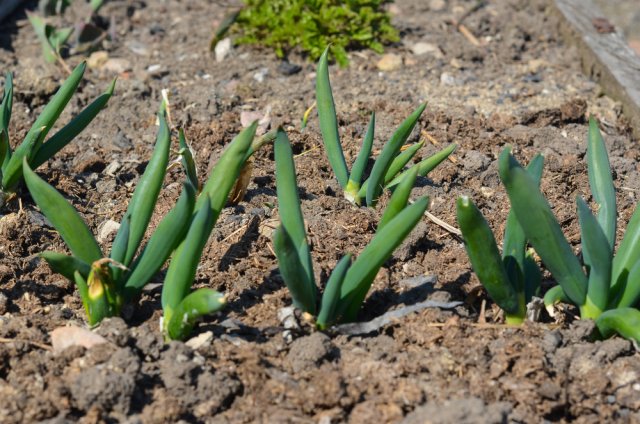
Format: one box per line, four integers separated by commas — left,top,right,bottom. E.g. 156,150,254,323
1,0,639,423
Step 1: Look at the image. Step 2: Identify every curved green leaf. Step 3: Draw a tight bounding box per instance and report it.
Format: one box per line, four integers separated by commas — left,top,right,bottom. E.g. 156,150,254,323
345,111,375,203
30,78,116,170
378,166,418,231
339,196,429,321
456,196,523,318
383,143,456,190
23,158,102,264
40,251,91,282
366,103,426,206
587,116,616,250
611,204,640,303
316,47,348,188
614,260,640,309
595,307,640,343
0,72,13,169
166,288,226,341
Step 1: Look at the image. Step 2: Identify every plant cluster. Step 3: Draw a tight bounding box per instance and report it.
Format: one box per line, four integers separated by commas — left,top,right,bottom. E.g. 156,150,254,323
1,62,114,207
231,0,399,67
29,0,108,65
316,48,456,206
457,118,640,343
5,47,640,347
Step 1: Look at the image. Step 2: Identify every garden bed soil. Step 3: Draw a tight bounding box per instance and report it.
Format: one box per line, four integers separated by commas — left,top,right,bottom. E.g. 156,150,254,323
0,0,639,422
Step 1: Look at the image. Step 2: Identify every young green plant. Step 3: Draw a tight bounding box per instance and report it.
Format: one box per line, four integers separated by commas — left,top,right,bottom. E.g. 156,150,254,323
499,117,640,343
0,62,114,206
456,155,544,324
24,111,194,326
316,47,456,207
272,128,429,329
161,122,260,341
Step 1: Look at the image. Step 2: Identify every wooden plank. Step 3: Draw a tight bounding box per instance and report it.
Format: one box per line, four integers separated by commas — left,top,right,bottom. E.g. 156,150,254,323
552,0,640,135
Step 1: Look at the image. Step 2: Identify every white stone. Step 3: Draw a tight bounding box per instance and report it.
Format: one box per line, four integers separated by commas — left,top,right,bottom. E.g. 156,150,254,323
215,38,232,62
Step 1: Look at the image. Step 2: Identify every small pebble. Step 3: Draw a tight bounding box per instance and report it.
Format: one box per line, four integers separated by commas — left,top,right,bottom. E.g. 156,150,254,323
277,61,302,76
376,53,403,71
215,38,232,62
253,67,269,82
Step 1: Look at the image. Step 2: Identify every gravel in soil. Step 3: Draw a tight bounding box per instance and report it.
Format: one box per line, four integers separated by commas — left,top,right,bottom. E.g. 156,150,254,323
0,0,639,422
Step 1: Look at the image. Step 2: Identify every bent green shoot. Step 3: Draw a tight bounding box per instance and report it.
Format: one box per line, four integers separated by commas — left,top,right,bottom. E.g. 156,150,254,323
272,128,429,329
0,62,114,206
315,47,455,207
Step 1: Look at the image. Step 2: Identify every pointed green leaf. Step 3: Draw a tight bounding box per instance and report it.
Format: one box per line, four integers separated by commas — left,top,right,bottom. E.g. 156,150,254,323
595,307,640,343
3,62,86,190
339,196,429,321
383,140,424,184
456,196,523,318
27,12,58,62
23,158,102,264
30,78,116,169
0,72,13,168
366,103,426,206
111,112,170,267
166,288,226,341
122,182,196,298
316,253,352,330
587,116,616,250
577,196,611,318
378,166,418,231
274,128,316,311
316,47,348,188
383,143,457,190
498,148,587,306
196,121,256,215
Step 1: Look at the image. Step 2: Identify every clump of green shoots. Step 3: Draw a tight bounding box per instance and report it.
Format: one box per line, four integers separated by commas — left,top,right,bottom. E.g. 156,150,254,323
498,117,640,343
272,128,428,329
24,110,193,326
161,122,261,341
316,48,456,207
456,155,544,325
1,62,114,207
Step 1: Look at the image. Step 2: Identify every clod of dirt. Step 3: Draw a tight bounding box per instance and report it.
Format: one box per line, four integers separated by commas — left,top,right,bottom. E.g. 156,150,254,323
286,332,334,374
0,292,8,315
66,345,141,415
95,317,131,347
402,397,512,424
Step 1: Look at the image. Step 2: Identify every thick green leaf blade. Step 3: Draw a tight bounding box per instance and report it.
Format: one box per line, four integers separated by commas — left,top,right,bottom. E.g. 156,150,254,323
498,148,587,306
40,251,91,282
162,196,214,313
2,62,86,190
0,129,8,176
316,253,352,330
111,112,170,267
122,183,196,297
195,121,256,215
166,288,226,341
316,47,348,188
587,117,616,250
366,103,426,206
595,307,640,344
382,140,424,184
456,196,523,319
383,143,457,190
378,166,418,231
614,260,640,309
577,196,611,318
339,196,429,321
611,204,640,303
274,128,316,310
523,252,542,302
345,112,375,203
273,225,317,314
23,158,102,264
30,78,116,169
502,154,544,268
